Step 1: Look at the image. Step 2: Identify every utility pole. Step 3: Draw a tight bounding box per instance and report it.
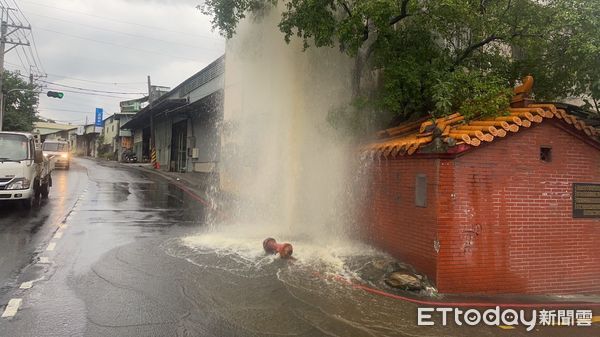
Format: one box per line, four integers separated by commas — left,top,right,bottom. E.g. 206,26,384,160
148,75,155,154
0,6,31,131
148,75,159,168
147,75,153,104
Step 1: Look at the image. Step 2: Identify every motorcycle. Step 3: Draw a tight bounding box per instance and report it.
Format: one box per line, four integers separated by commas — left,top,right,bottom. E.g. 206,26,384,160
121,150,138,163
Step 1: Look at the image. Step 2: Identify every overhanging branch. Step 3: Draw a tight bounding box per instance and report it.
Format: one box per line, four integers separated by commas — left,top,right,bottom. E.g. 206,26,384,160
455,34,499,65
389,0,411,26
454,29,541,65
341,1,352,17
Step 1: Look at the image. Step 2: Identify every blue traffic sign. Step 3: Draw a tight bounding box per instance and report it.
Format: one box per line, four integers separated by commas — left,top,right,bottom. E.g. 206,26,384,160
95,108,103,127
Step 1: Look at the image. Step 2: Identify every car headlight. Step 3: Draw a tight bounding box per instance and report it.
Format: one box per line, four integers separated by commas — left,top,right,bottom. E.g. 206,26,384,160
6,178,31,190
43,153,49,157
61,153,68,159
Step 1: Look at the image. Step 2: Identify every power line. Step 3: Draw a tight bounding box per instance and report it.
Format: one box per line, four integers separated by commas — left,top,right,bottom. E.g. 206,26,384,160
45,88,143,99
0,4,34,131
29,31,44,74
37,107,96,114
17,31,43,76
18,44,35,72
38,80,146,95
44,73,145,86
8,0,46,75
35,27,203,62
24,11,223,50
38,115,85,121
19,0,221,41
14,48,29,73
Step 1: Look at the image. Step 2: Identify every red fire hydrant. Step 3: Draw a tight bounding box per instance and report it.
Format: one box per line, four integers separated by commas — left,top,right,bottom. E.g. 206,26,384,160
263,237,293,259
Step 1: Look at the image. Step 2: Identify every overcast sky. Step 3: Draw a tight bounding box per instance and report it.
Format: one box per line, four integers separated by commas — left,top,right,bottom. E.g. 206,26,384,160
5,0,225,125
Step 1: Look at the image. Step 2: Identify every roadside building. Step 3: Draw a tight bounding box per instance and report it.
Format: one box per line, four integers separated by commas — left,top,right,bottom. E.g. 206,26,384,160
362,77,600,294
43,128,78,152
76,124,102,157
122,55,224,173
33,122,76,142
100,113,136,160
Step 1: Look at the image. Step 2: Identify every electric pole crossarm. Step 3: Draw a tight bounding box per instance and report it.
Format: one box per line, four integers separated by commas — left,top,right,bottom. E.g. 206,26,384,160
6,24,30,30
3,41,29,54
0,7,36,131
6,26,31,37
1,38,30,45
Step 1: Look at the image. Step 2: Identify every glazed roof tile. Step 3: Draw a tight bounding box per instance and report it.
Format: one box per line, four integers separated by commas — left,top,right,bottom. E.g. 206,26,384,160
363,99,600,159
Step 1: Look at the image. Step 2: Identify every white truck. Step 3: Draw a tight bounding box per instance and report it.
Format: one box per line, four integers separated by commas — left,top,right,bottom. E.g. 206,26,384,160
0,131,53,209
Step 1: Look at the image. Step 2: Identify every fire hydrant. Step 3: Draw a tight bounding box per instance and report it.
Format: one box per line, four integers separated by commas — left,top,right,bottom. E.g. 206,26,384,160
263,237,293,259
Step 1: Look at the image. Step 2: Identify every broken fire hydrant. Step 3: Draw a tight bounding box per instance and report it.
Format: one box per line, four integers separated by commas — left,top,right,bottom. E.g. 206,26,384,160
263,237,293,259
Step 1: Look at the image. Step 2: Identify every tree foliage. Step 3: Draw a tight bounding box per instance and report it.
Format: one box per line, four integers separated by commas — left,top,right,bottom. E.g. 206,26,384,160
2,70,38,132
200,0,600,131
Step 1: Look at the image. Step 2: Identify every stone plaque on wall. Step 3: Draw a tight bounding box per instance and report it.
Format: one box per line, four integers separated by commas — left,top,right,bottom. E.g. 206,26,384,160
573,183,600,218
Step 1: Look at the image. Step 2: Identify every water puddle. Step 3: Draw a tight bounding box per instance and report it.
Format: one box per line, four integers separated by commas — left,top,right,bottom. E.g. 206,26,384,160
162,224,426,337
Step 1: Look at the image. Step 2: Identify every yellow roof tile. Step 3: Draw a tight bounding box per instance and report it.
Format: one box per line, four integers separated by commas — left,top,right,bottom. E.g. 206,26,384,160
364,101,599,158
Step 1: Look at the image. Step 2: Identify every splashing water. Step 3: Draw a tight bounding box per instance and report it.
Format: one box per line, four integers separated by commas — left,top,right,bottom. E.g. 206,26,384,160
218,4,360,242
156,0,427,309
162,228,425,337
177,2,389,292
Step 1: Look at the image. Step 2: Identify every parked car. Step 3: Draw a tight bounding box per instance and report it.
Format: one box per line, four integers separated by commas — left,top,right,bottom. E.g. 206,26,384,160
0,132,53,209
42,140,71,170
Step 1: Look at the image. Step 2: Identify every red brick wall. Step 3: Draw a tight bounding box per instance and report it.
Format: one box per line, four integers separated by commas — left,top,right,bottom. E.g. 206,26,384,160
437,121,600,294
366,158,440,282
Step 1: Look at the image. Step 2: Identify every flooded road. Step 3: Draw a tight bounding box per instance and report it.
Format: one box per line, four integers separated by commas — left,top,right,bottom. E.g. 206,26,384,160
0,158,597,336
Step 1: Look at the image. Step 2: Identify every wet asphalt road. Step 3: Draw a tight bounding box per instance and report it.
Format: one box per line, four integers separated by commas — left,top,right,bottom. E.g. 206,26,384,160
0,158,597,337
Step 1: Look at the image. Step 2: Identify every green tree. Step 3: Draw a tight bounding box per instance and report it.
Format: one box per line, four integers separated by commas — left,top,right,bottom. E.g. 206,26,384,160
199,0,600,131
2,70,38,131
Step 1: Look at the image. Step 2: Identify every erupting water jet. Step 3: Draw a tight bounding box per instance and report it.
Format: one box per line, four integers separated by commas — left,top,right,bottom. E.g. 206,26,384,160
263,238,293,259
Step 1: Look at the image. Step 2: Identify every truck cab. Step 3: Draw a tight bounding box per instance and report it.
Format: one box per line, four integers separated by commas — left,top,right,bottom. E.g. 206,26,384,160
43,140,71,169
0,132,52,209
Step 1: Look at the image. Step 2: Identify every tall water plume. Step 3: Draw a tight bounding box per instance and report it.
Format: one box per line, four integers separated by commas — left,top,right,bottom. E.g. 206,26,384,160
219,5,363,242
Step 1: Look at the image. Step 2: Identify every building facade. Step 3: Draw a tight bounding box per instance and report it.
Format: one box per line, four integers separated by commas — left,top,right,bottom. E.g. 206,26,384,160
363,83,600,294
101,113,135,160
75,124,101,157
123,56,224,173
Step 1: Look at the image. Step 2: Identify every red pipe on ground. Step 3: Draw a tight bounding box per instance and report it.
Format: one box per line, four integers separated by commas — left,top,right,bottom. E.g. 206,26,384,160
263,238,293,259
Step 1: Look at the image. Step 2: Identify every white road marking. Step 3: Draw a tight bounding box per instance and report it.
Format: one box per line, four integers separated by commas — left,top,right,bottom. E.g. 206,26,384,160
19,282,33,289
39,257,50,264
53,231,63,239
1,299,22,318
46,242,56,251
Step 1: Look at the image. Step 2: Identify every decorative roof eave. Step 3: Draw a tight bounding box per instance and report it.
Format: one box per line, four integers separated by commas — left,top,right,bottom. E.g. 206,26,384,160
361,77,600,160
